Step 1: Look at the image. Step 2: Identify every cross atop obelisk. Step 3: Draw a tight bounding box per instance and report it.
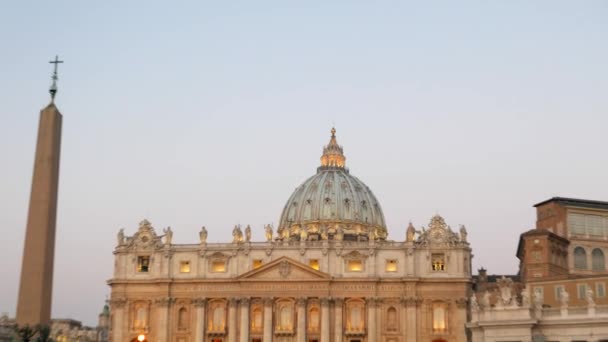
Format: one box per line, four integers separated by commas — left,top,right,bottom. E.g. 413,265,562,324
49,55,63,101
16,56,64,327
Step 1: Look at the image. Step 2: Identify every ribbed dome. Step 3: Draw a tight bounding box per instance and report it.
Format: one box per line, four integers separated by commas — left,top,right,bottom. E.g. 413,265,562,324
277,129,387,241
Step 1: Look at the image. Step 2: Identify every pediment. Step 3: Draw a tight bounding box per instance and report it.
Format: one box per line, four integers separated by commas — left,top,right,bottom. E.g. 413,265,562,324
238,256,331,281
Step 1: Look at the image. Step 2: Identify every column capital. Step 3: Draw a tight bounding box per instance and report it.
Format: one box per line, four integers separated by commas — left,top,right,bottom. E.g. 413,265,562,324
110,297,127,309
191,297,207,307
154,297,174,307
263,297,274,306
333,297,344,306
296,297,308,306
365,297,379,307
455,297,468,308
320,297,330,306
228,297,239,307
240,297,250,305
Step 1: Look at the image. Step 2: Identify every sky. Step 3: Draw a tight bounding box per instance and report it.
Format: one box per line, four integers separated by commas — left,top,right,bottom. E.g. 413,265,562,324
1,1,607,326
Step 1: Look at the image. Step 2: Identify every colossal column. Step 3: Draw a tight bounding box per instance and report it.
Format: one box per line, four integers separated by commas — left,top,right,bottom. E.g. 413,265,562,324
296,297,307,342
367,298,377,341
333,298,343,342
110,298,127,342
320,298,330,342
239,298,250,342
193,298,207,342
228,298,238,342
16,56,64,327
263,298,273,342
156,297,172,342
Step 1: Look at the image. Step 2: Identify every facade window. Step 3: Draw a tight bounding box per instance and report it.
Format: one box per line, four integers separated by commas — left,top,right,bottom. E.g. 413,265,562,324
574,247,587,269
253,259,263,269
432,254,445,271
577,283,588,299
251,307,263,332
386,307,397,331
592,248,605,271
597,282,606,298
309,259,320,270
345,301,365,332
211,260,227,273
533,287,544,302
385,259,397,272
134,306,147,329
137,256,150,273
208,303,226,333
554,285,564,300
308,307,320,331
180,261,190,273
568,213,608,237
432,306,447,333
347,260,363,272
532,250,541,262
178,307,188,330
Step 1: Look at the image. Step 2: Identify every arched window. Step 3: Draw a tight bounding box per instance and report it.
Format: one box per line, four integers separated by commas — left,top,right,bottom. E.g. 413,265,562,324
386,307,397,331
251,307,263,332
178,307,188,330
134,306,147,329
209,304,225,332
574,247,587,269
280,306,292,330
432,306,446,332
592,248,605,271
308,307,320,331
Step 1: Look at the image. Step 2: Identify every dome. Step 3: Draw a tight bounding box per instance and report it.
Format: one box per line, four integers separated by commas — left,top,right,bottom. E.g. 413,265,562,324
277,128,387,241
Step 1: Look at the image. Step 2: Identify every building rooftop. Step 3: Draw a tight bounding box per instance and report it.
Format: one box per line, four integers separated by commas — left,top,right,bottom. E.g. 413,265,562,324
533,197,608,210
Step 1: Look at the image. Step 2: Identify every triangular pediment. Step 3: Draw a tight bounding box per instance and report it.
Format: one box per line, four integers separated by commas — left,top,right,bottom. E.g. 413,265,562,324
238,256,331,281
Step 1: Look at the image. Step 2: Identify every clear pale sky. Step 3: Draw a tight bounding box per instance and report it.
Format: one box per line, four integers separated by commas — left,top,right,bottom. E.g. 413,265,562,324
1,1,607,326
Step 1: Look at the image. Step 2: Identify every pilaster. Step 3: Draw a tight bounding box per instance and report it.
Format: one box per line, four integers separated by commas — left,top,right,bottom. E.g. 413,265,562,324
239,298,250,342
263,298,273,342
192,298,207,342
320,298,330,342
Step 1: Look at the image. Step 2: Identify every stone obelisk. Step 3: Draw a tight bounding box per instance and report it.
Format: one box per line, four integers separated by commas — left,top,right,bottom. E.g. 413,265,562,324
16,56,64,327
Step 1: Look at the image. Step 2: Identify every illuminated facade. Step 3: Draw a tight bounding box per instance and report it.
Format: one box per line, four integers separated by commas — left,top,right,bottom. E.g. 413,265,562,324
109,129,472,342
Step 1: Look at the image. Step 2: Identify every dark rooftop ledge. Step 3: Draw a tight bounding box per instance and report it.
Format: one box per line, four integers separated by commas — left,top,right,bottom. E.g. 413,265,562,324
533,197,608,210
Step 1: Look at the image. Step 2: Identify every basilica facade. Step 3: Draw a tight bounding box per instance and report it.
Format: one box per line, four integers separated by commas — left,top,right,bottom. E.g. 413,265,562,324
108,129,472,342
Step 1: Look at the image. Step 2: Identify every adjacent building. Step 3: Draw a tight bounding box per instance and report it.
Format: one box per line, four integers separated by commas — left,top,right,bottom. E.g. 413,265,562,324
467,197,608,342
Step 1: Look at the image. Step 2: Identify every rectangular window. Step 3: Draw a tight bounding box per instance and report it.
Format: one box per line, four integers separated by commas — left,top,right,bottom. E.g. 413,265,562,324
597,282,606,298
347,260,363,272
568,213,586,236
432,254,445,271
137,256,150,273
309,259,320,271
211,260,227,273
385,259,397,272
587,215,604,236
577,283,588,299
532,250,541,262
533,287,544,302
253,259,263,269
554,285,564,300
180,261,191,273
